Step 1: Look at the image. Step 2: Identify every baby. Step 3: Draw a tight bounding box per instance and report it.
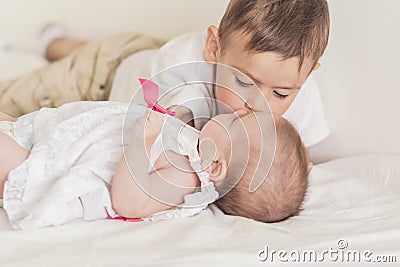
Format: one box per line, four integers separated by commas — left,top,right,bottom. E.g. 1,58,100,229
0,101,308,229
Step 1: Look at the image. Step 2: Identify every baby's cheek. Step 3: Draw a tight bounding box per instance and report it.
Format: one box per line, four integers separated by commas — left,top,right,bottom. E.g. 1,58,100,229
215,86,245,113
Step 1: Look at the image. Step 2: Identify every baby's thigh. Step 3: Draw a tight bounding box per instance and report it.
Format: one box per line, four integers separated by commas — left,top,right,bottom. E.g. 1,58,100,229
0,132,29,196
0,112,16,122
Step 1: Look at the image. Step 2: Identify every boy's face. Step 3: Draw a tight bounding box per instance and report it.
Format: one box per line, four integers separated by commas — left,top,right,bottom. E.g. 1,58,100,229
205,27,316,116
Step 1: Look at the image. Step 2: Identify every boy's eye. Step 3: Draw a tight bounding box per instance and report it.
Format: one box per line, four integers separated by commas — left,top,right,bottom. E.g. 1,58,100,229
273,90,289,100
234,76,254,88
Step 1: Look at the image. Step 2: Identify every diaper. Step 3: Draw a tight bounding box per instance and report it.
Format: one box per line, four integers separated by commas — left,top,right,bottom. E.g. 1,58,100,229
0,121,32,151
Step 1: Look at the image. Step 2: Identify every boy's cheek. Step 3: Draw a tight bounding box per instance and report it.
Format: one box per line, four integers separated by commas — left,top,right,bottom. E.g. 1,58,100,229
267,94,298,116
267,99,292,116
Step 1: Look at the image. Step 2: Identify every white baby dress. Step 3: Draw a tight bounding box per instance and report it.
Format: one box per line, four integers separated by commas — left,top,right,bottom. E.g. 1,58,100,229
2,101,218,230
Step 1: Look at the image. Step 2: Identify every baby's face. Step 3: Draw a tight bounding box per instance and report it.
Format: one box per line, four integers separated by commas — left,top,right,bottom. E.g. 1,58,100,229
198,112,244,163
199,111,277,196
199,111,274,172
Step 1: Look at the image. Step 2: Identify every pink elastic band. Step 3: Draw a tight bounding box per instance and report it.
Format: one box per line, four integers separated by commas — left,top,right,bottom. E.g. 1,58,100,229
105,209,143,222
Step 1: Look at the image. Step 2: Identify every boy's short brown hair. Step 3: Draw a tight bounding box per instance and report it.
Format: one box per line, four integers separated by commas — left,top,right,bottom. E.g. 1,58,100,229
218,0,330,68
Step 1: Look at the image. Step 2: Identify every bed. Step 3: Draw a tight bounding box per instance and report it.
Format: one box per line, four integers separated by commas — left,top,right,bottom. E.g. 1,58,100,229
1,0,399,266
1,155,399,266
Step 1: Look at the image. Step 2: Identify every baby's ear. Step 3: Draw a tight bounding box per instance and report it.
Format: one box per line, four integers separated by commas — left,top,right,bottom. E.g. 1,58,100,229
206,155,227,182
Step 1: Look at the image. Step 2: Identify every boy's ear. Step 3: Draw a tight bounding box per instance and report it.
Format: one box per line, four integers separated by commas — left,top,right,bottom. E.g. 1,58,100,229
205,155,227,182
313,62,321,71
204,25,220,63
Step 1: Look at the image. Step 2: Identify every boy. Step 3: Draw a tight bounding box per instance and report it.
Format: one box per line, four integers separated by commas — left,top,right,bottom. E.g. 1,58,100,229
111,0,330,148
0,0,330,148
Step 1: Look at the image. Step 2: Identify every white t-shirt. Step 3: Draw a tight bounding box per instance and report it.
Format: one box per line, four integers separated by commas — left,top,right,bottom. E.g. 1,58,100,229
109,32,329,147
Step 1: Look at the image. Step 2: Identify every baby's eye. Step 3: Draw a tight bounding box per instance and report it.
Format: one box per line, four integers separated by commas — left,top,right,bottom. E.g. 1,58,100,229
273,90,289,100
234,76,254,88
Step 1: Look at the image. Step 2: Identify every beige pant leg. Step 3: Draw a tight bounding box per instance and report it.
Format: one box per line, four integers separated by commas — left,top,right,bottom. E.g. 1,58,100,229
0,33,165,117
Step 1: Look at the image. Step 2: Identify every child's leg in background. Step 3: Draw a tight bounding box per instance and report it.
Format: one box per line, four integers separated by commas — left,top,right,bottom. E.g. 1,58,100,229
36,24,87,61
0,32,165,117
0,132,29,197
46,38,86,61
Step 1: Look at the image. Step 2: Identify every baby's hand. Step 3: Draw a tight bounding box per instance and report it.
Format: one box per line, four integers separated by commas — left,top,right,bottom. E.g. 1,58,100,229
145,111,164,141
134,110,164,143
304,146,313,172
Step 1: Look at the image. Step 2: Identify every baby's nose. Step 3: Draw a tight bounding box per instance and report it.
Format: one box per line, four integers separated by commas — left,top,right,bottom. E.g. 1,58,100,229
244,102,252,112
247,98,271,112
234,109,249,117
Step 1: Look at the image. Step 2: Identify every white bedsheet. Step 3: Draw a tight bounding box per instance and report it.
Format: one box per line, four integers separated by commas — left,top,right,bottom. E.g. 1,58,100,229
0,156,400,267
1,155,399,266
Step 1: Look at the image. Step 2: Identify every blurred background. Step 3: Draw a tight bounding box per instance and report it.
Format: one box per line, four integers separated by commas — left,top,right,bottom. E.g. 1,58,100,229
0,0,229,40
0,0,399,163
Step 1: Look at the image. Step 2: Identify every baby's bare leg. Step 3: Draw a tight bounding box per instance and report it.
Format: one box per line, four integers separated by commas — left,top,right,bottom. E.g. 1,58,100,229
0,132,29,197
0,112,17,122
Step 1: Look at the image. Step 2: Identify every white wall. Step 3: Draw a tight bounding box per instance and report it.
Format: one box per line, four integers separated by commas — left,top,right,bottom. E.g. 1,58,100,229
310,0,400,162
0,0,399,162
0,0,229,41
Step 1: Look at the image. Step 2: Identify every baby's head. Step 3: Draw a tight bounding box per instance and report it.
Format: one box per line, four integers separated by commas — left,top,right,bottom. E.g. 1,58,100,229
199,111,309,222
204,0,330,116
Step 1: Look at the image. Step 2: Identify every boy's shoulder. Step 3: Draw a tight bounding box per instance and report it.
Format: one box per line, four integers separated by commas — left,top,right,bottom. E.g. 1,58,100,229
155,31,207,63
